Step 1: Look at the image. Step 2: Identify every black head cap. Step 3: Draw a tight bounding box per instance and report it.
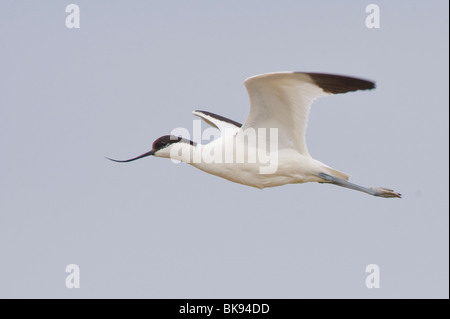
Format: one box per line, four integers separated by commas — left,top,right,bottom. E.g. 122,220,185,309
152,135,196,152
106,135,196,163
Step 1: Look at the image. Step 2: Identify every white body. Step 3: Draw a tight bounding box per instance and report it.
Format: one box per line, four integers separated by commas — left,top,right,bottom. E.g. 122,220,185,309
169,136,335,189
191,149,331,189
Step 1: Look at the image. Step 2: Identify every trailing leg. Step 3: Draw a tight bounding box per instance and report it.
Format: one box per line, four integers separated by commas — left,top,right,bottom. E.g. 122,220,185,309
317,173,401,198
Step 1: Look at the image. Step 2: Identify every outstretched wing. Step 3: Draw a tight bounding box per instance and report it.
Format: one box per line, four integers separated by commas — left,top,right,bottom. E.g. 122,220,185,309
242,72,375,157
193,110,242,136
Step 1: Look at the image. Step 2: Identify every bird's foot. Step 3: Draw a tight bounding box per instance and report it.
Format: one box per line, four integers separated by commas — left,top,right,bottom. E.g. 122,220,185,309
371,187,402,198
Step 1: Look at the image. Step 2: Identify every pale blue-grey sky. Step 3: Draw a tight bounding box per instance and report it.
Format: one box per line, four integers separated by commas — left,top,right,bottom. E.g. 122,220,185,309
0,1,448,298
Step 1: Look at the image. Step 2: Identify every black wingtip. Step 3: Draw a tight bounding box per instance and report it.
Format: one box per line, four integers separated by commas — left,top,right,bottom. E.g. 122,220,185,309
194,110,243,128
307,72,376,94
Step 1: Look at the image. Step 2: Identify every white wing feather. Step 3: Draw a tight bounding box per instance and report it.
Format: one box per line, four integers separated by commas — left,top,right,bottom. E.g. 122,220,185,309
242,72,375,157
193,110,241,137
243,72,329,157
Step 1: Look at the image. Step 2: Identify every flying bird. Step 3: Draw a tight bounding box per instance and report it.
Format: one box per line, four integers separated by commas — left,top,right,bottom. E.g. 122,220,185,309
108,72,401,198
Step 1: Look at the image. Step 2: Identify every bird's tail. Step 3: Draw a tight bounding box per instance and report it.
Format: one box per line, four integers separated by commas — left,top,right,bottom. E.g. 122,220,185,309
324,167,351,181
